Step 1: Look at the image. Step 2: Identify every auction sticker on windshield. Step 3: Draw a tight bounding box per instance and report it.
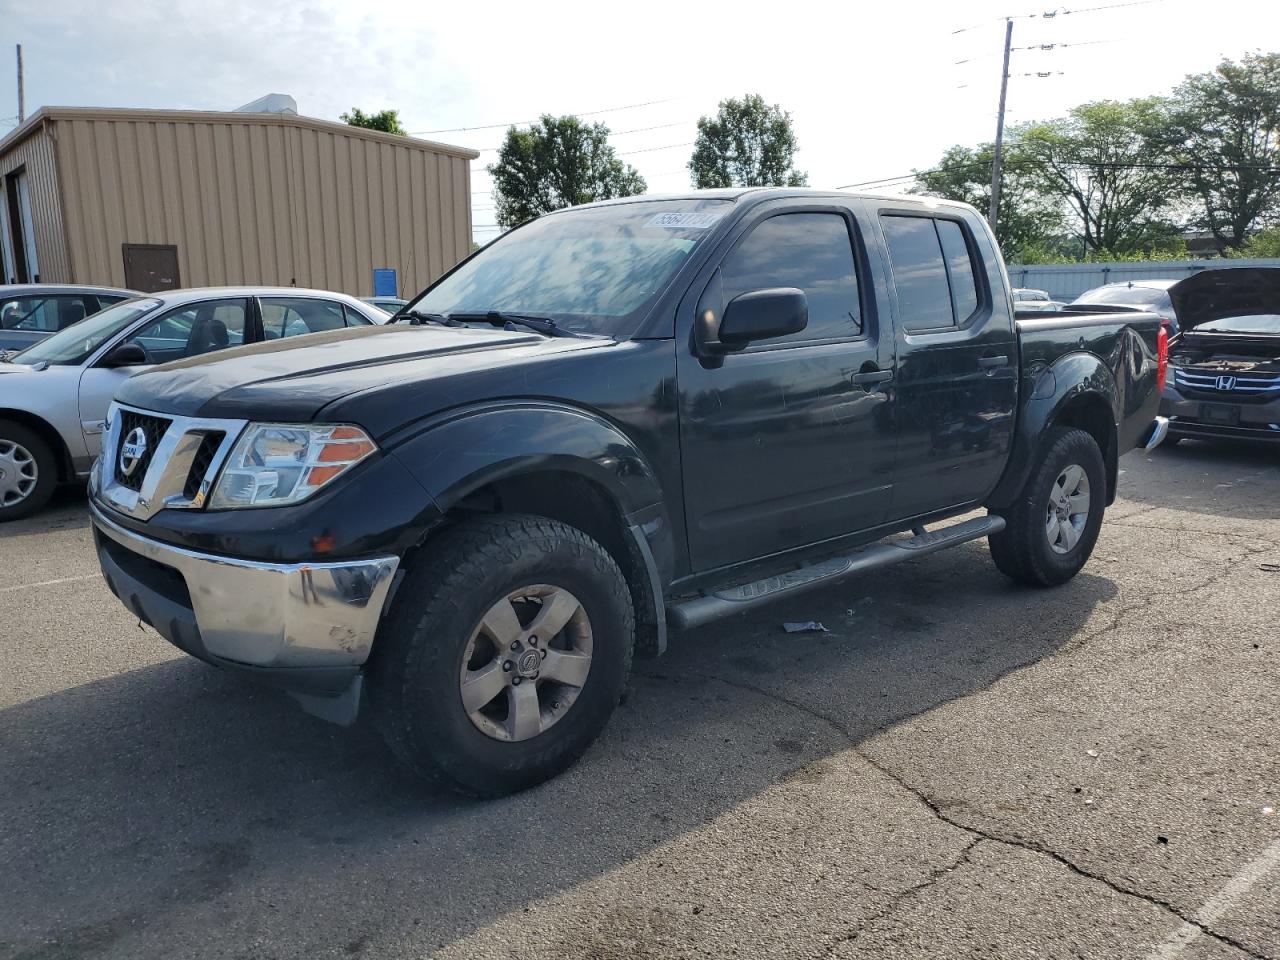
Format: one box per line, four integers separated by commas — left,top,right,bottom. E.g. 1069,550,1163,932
643,212,723,230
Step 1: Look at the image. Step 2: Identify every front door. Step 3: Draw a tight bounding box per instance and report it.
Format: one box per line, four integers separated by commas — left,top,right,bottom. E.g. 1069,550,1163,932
678,205,896,573
77,298,250,457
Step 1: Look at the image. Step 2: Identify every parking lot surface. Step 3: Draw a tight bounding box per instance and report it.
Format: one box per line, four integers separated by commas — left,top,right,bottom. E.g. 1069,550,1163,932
1,441,1277,960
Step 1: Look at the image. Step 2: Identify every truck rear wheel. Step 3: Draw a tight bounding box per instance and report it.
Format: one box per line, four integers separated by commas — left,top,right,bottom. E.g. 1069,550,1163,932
367,514,634,798
989,426,1106,587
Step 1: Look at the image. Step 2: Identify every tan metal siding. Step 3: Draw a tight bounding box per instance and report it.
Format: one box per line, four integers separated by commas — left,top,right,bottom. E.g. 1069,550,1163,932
0,123,71,282
14,108,474,294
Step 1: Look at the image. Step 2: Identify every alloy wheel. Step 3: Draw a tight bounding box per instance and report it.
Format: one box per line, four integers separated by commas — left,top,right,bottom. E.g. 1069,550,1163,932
459,584,594,742
1045,463,1090,555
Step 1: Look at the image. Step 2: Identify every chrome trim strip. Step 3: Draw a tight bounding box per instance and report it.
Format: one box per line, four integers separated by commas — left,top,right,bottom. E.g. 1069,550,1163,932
91,500,400,668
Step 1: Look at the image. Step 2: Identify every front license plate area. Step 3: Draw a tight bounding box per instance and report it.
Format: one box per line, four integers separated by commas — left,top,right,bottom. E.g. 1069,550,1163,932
1199,403,1241,426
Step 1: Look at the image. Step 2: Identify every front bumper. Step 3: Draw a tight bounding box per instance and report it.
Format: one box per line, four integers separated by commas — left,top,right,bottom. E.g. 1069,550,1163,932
91,499,400,708
1159,384,1280,443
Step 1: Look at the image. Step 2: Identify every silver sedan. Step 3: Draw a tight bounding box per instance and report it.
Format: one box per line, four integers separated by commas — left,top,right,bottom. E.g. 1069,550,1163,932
0,286,388,520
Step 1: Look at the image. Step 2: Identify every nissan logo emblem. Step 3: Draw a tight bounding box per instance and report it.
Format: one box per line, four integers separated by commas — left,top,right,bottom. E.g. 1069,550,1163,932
119,427,148,477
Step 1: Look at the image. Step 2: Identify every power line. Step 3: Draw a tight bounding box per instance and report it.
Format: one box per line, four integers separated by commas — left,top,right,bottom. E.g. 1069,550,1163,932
468,120,693,154
410,98,677,135
838,158,1280,191
955,38,1109,64
951,0,1165,35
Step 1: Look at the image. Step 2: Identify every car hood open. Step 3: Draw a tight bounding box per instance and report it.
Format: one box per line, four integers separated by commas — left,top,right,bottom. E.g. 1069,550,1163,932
1169,268,1280,333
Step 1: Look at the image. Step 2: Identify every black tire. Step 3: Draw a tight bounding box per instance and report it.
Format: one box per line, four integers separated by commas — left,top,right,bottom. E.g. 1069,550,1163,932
0,419,57,522
989,426,1106,587
366,514,634,798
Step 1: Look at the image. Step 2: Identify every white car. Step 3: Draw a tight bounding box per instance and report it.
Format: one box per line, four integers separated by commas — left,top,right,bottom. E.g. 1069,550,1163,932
0,287,388,520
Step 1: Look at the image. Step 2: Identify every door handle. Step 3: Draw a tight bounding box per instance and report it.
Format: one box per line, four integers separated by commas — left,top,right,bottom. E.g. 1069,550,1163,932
978,355,1009,370
851,369,893,387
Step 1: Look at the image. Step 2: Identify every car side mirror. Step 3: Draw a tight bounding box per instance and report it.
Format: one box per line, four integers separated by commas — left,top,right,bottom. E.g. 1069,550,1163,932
100,342,148,368
717,288,808,347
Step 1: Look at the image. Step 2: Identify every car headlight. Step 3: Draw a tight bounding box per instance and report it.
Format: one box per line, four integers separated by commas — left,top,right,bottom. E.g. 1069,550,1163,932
208,423,377,509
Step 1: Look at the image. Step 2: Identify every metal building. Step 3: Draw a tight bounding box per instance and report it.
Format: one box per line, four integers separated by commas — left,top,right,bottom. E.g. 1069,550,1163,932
0,106,478,297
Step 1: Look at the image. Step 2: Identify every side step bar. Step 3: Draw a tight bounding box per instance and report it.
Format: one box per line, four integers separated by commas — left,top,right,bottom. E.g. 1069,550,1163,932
667,515,1006,631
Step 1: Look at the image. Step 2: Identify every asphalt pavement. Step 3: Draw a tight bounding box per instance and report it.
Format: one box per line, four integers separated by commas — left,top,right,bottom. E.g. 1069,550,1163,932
1,439,1277,960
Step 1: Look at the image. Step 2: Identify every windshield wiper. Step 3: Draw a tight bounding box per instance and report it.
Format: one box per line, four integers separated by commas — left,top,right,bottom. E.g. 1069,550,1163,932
450,311,581,338
402,309,464,327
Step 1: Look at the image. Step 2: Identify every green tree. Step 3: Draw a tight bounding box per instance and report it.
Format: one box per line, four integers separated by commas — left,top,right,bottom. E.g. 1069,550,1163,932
1164,53,1280,250
1228,225,1280,258
488,116,646,229
912,141,1063,260
341,108,407,135
688,94,807,188
1019,99,1182,257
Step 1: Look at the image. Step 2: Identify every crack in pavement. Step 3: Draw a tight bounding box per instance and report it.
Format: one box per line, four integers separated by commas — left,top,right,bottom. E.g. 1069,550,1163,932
1059,538,1269,658
820,838,984,957
635,668,1274,960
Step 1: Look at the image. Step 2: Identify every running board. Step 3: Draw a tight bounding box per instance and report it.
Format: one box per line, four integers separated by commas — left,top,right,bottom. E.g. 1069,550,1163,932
667,515,1006,631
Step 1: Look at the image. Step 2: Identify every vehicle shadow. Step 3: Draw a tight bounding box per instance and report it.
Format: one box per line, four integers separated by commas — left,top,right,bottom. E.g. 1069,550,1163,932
0,541,1117,959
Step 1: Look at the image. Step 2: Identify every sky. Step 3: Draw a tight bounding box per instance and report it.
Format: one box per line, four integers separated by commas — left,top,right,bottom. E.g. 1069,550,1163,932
0,0,1271,244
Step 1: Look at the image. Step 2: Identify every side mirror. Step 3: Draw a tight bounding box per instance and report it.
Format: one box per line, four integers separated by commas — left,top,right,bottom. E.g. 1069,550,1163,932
100,342,148,368
718,288,808,347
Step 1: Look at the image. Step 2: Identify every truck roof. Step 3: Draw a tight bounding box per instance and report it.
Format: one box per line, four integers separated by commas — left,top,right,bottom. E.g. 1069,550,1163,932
565,187,977,214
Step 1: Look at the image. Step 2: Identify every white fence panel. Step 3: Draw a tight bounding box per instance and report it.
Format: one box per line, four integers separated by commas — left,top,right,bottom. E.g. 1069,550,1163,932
1005,258,1280,302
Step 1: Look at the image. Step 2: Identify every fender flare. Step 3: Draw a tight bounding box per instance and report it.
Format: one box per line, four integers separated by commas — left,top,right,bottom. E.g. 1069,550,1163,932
986,351,1120,509
389,401,674,642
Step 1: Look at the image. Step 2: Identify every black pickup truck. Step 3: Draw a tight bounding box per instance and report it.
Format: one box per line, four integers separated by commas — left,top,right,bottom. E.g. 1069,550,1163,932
89,189,1167,796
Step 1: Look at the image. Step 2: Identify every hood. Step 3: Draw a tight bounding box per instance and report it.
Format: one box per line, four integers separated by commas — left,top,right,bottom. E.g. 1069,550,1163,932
114,323,612,431
1169,268,1280,333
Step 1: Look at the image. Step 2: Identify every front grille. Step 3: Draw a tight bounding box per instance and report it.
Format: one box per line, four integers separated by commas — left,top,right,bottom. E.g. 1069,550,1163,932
1173,368,1280,402
113,410,172,491
183,432,225,500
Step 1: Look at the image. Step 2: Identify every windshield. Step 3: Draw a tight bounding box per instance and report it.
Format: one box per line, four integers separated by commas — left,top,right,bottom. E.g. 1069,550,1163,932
1195,314,1280,334
407,199,732,337
9,298,161,366
1072,285,1172,310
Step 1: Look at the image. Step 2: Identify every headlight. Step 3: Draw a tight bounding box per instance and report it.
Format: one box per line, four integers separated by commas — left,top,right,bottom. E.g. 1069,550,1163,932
208,423,376,509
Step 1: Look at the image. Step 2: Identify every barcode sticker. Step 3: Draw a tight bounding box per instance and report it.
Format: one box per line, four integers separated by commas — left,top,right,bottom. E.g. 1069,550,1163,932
643,212,723,230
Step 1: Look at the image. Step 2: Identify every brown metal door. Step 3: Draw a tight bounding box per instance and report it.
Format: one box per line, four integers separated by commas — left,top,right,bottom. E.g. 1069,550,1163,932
122,243,180,292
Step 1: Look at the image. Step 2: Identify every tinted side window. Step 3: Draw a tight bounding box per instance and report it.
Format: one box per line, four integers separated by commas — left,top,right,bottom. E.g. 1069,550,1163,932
262,298,347,339
343,304,374,326
0,295,95,332
722,212,861,344
881,216,954,332
937,220,979,323
125,299,247,361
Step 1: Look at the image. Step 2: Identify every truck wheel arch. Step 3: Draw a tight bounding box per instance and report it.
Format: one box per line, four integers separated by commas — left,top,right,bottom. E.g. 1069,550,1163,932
389,403,673,656
986,352,1120,510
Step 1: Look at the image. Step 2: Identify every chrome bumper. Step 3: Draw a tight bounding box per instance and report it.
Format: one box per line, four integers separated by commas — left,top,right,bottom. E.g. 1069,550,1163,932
1143,415,1170,452
90,500,399,671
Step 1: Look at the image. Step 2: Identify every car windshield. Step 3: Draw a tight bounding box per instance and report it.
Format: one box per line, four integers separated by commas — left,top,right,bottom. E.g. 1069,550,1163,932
406,199,732,337
9,298,161,366
1072,285,1171,309
1195,313,1280,334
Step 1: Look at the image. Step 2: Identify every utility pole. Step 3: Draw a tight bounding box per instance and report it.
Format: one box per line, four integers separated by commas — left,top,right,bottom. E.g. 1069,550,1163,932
16,44,24,123
987,19,1013,234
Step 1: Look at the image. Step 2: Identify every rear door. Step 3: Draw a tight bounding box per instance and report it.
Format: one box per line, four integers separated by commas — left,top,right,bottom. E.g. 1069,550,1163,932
677,202,896,572
872,207,1017,520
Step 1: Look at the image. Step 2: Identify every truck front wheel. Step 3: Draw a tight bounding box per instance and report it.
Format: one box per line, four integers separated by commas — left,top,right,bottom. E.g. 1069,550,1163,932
989,426,1106,587
367,514,634,797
